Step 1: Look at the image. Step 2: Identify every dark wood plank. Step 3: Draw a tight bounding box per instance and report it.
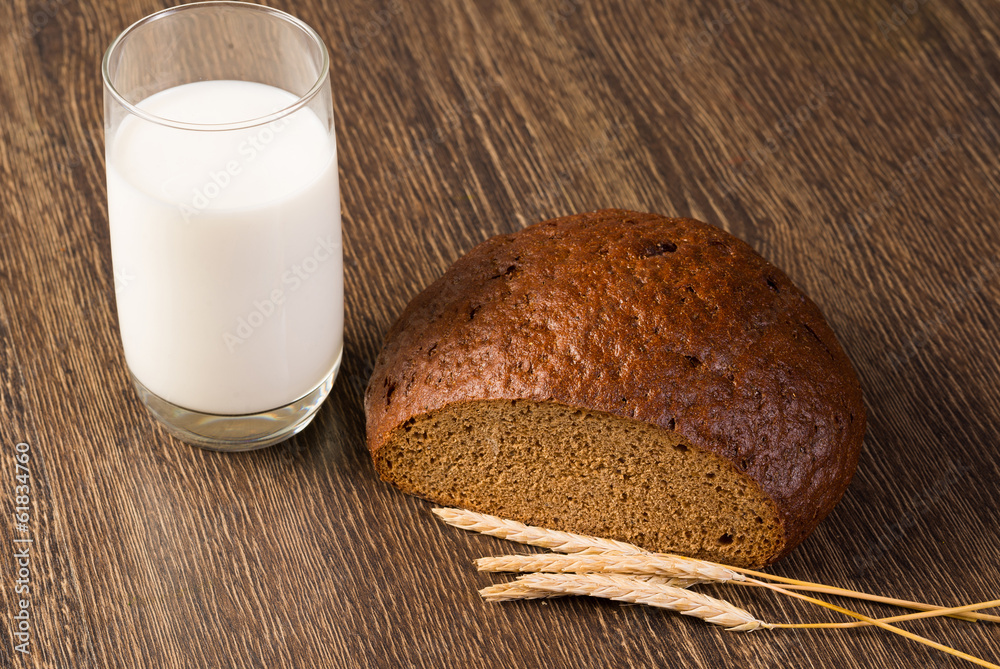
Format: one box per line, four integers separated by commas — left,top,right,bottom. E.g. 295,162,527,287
1,0,998,666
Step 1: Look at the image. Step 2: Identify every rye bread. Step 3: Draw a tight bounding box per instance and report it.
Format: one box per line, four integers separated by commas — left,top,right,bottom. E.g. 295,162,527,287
365,209,865,567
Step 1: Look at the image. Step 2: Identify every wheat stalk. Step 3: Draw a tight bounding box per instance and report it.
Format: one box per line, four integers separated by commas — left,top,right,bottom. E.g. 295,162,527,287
736,581,1000,624
434,508,1000,668
757,581,1000,669
475,552,742,583
435,507,999,623
773,599,1000,629
512,573,771,632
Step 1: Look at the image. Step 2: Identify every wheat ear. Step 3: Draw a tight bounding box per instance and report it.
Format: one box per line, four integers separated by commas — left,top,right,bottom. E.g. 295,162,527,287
433,507,740,584
475,552,742,583
435,508,998,624
480,578,564,601
436,509,1000,667
433,507,645,554
481,574,703,602
513,573,771,632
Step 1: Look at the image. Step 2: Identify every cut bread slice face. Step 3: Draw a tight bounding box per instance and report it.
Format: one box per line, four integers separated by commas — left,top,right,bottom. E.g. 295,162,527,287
374,399,784,568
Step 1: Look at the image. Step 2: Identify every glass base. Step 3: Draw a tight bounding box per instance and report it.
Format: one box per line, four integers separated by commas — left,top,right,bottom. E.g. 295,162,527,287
130,352,341,452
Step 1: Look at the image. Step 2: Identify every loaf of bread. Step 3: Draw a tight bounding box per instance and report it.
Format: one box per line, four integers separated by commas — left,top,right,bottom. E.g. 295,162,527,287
365,209,865,567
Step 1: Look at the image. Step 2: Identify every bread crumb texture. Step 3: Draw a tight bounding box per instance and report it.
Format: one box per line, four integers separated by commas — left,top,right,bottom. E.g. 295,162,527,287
379,400,782,567
365,209,866,568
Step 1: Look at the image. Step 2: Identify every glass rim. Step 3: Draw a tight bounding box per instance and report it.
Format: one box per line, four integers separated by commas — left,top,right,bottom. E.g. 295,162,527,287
101,1,331,132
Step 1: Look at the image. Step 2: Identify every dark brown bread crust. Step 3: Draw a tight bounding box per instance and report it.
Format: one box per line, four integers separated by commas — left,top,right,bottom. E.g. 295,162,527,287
365,209,866,561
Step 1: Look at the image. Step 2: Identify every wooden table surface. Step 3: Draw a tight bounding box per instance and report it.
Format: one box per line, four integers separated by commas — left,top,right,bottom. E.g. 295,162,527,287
2,0,999,666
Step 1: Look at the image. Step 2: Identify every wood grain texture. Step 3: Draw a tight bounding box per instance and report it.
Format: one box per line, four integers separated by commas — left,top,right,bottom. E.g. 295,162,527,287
1,0,998,667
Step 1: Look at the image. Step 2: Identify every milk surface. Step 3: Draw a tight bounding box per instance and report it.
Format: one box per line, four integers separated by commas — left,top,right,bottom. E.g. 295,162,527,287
107,80,343,415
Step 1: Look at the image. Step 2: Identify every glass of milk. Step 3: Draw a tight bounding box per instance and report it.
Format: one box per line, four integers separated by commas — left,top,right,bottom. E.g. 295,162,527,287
102,3,343,450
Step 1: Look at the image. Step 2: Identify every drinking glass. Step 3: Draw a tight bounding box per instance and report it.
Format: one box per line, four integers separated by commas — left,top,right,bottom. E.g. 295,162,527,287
102,2,343,451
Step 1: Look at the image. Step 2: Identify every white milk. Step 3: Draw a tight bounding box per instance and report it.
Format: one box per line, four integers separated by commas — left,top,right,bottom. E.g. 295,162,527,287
107,80,343,415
